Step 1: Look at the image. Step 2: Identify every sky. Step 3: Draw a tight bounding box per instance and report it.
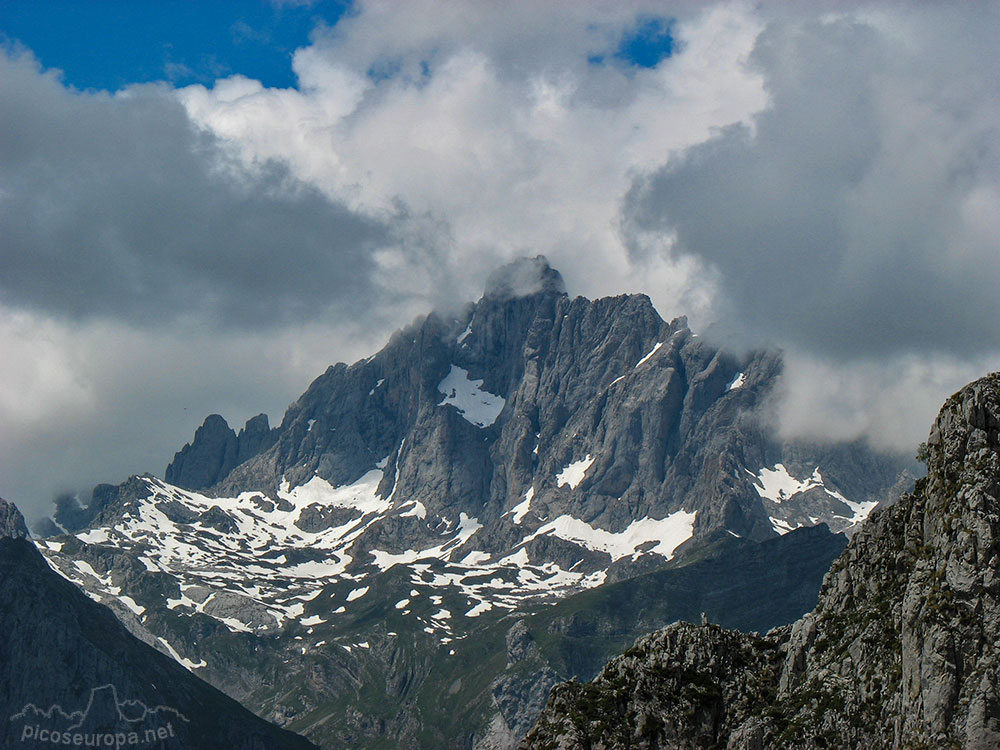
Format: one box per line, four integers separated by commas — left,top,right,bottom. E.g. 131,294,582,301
1,1,998,521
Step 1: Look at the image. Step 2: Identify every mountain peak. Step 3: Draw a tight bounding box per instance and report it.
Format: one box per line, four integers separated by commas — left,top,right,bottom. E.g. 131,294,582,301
165,413,277,491
482,255,566,300
0,498,29,540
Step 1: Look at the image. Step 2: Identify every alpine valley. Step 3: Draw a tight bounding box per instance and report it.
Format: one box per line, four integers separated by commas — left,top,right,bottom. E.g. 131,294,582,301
24,258,912,748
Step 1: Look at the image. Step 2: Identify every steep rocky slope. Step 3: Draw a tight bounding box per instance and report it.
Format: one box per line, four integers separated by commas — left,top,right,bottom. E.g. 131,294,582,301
0,499,316,749
524,372,1000,750
32,258,909,747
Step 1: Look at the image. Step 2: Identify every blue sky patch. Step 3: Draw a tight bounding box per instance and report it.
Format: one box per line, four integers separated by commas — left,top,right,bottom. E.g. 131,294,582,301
615,16,675,68
0,0,350,91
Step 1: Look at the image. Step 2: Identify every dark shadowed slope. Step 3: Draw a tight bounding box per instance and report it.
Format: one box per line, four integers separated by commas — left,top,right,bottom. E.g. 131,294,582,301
0,499,316,750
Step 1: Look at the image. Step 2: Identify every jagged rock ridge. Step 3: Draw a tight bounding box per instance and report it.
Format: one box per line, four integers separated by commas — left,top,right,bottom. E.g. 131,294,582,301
32,258,911,748
165,412,276,490
523,372,1000,750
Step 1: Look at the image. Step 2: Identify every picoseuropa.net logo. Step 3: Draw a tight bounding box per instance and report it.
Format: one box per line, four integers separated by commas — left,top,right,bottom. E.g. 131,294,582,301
10,684,188,747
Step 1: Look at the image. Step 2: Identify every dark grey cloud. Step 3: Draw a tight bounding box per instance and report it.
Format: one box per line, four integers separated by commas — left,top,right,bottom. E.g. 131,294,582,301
0,49,392,329
623,6,1000,359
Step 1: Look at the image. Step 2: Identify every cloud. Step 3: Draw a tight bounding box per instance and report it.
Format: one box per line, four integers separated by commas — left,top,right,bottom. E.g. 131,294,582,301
620,4,1000,451
0,3,773,517
624,5,1000,360
177,1,767,313
0,48,390,330
0,307,388,519
771,350,1000,454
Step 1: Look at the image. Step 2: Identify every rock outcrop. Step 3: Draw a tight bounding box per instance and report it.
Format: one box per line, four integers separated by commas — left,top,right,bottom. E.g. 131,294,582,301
180,257,903,556
0,496,29,539
165,413,276,491
523,372,1000,749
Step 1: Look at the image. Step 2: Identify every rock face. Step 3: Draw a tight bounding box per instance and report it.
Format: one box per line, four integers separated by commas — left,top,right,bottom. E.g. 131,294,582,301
474,525,845,750
528,622,782,750
165,413,276,490
193,257,899,551
0,502,316,750
32,258,910,748
523,372,1000,750
0,497,29,539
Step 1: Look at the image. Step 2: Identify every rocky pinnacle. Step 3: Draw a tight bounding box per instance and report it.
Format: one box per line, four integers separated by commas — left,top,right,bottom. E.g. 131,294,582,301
0,498,29,540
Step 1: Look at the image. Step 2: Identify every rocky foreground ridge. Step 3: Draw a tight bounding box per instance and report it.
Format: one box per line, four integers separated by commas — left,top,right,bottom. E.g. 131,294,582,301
523,372,1000,750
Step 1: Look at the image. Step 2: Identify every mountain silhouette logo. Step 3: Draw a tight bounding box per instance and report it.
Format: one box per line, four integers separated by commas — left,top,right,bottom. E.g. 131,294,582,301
10,684,188,747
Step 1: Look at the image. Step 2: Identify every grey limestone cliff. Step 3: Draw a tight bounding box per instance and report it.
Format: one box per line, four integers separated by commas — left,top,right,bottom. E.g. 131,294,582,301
523,372,1000,750
165,413,276,490
174,257,902,563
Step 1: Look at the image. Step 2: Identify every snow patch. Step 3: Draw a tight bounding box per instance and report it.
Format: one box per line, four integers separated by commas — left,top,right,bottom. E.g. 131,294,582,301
465,600,492,618
346,586,369,602
557,456,594,490
437,365,505,428
823,485,879,525
119,595,145,616
751,465,872,524
73,560,101,580
634,342,663,368
526,511,696,561
727,372,746,391
77,528,109,545
370,513,482,571
505,487,534,524
771,517,795,535
751,464,823,503
399,501,427,519
157,637,206,671
285,471,389,517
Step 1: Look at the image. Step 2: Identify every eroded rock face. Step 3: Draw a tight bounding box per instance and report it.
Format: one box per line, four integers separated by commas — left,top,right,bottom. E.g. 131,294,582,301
550,623,782,750
524,372,1000,750
165,413,277,491
0,497,29,539
36,259,910,749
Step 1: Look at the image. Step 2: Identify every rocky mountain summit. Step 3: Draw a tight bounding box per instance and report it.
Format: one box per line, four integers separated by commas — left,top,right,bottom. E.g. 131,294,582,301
165,412,276,490
0,500,316,749
524,372,1000,750
32,258,910,747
